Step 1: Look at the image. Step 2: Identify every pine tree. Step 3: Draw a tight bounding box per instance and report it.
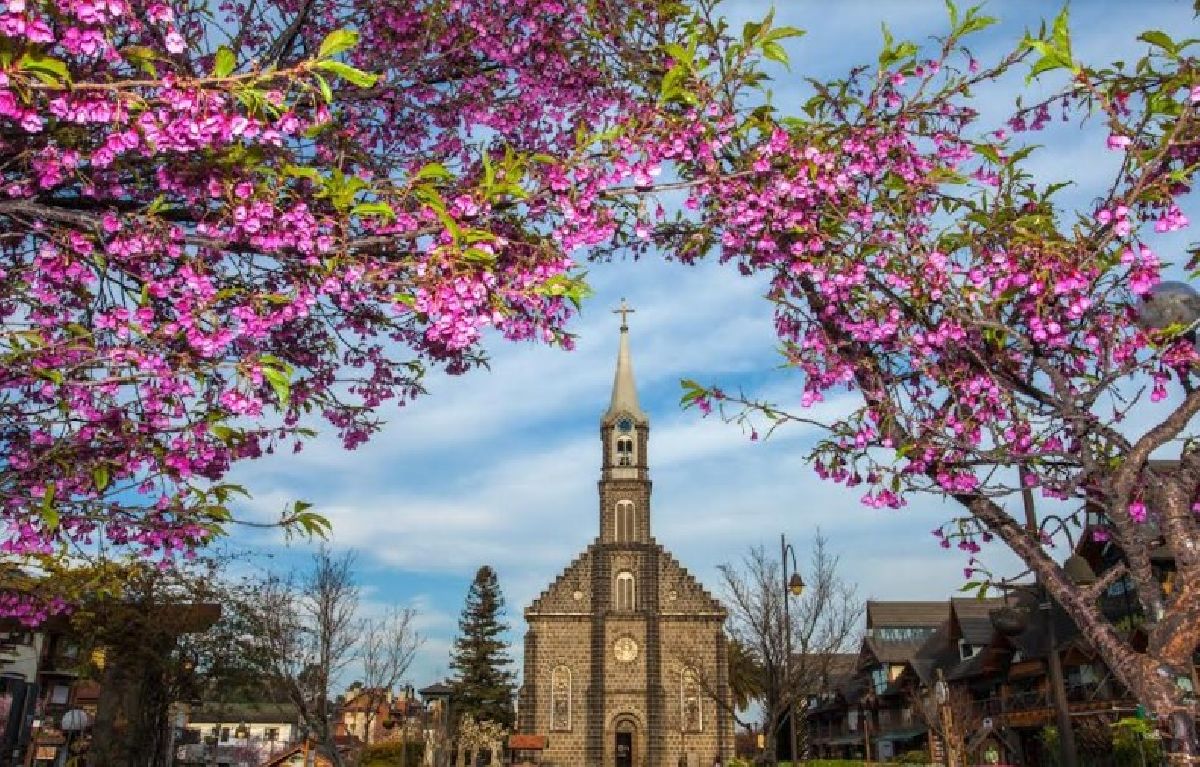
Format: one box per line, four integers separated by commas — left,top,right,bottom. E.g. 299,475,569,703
449,566,516,728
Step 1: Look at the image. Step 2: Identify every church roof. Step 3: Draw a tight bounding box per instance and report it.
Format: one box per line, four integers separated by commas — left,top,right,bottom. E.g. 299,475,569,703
602,301,647,425
525,539,724,617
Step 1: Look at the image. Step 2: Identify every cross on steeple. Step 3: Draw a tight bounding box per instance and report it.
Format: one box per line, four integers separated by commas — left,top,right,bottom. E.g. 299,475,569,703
613,298,635,330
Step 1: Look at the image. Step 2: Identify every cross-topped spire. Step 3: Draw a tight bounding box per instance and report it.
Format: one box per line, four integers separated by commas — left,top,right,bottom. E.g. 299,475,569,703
613,298,635,330
602,296,647,425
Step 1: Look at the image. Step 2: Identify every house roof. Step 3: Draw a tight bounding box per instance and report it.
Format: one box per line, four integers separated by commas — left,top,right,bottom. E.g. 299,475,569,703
188,701,299,726
341,687,390,712
862,637,927,665
419,682,453,697
866,601,948,630
950,597,1006,646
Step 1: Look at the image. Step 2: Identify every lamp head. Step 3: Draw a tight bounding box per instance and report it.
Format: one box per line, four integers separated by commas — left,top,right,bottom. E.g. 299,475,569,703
787,572,806,597
1136,281,1200,333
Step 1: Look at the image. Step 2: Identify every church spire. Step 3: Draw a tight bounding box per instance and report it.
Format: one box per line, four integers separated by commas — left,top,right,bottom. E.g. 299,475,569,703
603,299,647,424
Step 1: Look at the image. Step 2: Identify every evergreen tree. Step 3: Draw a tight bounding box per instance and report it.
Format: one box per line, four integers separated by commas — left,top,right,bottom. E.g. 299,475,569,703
449,566,516,728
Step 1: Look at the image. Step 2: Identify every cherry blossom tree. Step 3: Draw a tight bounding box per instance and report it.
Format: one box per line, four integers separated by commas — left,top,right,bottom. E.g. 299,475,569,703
0,0,747,616
662,5,1199,761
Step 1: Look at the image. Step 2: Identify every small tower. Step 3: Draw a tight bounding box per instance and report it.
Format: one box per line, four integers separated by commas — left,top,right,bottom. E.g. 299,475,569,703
599,299,651,545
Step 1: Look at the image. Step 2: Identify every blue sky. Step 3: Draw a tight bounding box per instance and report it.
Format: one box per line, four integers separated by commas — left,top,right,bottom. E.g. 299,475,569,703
226,1,1200,691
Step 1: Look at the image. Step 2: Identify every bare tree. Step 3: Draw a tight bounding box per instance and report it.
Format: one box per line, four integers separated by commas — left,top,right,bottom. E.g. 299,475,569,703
241,548,421,767
356,607,423,746
711,531,862,764
910,674,985,767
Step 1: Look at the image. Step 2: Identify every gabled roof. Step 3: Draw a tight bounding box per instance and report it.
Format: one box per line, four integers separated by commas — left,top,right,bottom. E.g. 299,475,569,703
861,637,927,666
866,601,948,629
526,539,724,617
950,597,1006,646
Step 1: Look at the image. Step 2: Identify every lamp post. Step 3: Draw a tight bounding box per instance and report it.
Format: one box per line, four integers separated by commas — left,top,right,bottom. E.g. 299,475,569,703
780,534,805,766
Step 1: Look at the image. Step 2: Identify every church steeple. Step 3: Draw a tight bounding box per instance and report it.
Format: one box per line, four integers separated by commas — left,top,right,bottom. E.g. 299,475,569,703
599,300,651,544
603,299,648,425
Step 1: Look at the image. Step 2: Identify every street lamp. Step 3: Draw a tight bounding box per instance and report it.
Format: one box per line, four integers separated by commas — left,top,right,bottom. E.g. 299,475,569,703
1136,280,1200,336
781,534,805,765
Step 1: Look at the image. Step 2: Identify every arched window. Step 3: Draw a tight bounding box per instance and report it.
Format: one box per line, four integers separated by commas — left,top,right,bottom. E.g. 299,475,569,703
681,667,702,731
614,571,636,611
616,436,634,466
551,666,571,731
614,500,635,542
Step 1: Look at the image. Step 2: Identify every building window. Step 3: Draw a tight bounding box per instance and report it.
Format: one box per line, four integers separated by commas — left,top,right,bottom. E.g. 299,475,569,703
614,500,635,542
871,666,887,695
265,727,278,742
958,639,979,661
220,727,230,743
551,666,571,731
616,436,633,466
614,572,636,611
681,667,702,732
869,626,937,642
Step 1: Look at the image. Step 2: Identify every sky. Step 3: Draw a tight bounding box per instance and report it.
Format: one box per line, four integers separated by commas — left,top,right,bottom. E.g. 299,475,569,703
225,1,1200,692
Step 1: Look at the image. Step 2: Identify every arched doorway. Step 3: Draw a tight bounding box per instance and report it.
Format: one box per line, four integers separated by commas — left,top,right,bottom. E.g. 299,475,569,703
613,715,638,767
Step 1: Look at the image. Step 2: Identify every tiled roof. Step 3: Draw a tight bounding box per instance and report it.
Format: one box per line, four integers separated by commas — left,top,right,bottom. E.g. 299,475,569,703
866,601,948,629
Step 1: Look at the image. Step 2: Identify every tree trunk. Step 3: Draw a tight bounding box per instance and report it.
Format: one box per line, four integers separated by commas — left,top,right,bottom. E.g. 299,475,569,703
89,633,174,767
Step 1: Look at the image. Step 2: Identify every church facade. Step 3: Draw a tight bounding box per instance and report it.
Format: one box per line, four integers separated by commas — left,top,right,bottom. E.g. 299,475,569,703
518,309,734,767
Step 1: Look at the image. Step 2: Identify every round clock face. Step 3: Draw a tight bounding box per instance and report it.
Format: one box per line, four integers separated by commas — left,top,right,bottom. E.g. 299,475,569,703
617,417,633,433
613,637,638,663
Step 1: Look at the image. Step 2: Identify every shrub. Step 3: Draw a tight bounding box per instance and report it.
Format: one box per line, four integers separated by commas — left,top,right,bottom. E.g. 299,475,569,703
360,740,426,766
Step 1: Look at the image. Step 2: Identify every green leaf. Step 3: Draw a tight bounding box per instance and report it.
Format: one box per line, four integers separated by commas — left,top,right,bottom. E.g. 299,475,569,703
283,164,323,182
41,484,58,530
92,465,110,492
763,26,804,43
1051,6,1071,55
352,201,396,220
260,357,293,408
959,10,997,35
761,41,790,68
18,52,70,87
314,73,333,104
314,59,378,88
121,45,158,77
958,581,981,591
679,378,707,406
414,162,453,182
1138,30,1178,55
318,29,359,59
212,46,236,78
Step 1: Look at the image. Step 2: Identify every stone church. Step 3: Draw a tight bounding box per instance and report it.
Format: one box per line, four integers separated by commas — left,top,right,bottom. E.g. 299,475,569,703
518,306,734,767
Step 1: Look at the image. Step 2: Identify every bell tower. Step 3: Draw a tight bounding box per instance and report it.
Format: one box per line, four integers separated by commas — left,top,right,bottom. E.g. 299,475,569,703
599,299,651,545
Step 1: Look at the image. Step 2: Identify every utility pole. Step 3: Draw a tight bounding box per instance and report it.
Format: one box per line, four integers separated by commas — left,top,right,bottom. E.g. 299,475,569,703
1019,469,1079,767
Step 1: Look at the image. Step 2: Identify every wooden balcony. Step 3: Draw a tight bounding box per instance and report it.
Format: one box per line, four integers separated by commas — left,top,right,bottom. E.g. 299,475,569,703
975,682,1132,728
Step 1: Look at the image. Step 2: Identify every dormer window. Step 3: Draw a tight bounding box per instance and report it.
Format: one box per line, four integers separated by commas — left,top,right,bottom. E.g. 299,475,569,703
958,638,979,661
616,436,633,466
